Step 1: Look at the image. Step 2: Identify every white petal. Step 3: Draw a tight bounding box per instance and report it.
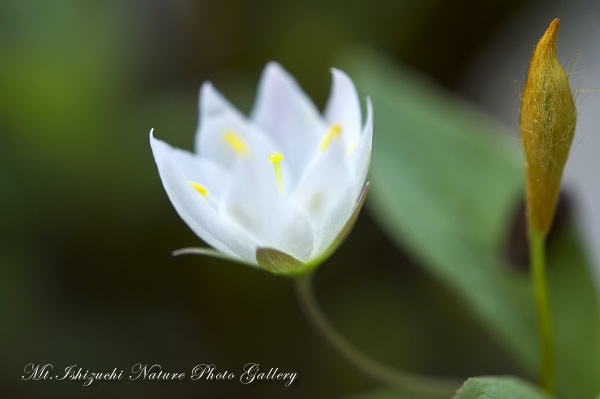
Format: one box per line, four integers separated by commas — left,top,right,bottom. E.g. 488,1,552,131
324,68,362,152
250,62,326,181
221,157,314,261
347,97,373,203
150,132,259,262
291,139,355,258
194,82,280,174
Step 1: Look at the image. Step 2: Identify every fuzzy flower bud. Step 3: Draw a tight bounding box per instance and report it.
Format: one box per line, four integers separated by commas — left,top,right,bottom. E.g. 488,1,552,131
520,18,577,236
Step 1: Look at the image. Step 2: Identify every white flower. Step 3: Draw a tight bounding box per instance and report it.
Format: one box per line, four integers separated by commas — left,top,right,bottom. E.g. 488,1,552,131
150,62,372,275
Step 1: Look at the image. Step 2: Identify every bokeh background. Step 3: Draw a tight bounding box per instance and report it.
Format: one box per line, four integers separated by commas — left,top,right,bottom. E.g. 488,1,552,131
2,1,598,398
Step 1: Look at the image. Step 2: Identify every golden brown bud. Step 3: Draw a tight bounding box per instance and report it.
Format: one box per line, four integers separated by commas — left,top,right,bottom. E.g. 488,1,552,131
520,18,577,235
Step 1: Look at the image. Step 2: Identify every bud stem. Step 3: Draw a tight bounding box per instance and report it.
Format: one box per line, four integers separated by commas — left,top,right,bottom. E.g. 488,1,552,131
529,229,554,392
294,272,460,395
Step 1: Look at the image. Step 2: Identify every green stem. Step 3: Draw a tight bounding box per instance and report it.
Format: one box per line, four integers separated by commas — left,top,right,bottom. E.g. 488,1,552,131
529,229,554,392
294,273,460,395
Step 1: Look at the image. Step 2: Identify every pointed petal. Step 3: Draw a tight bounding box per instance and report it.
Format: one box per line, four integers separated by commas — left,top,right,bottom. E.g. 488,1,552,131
310,182,370,266
251,62,325,180
324,68,362,152
291,139,355,258
347,97,373,202
150,132,258,262
221,157,314,261
194,82,279,172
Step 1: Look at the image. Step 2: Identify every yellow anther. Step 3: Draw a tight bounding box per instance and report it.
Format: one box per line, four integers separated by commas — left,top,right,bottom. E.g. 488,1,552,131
268,151,285,196
223,131,250,156
319,123,342,152
187,182,209,203
347,141,358,156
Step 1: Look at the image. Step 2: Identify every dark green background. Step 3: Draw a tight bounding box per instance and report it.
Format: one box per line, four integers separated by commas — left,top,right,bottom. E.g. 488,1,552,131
0,1,548,398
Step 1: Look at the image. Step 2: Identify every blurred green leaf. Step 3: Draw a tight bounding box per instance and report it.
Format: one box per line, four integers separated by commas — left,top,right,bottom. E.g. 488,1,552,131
453,376,552,399
348,376,550,399
348,387,447,399
345,51,600,398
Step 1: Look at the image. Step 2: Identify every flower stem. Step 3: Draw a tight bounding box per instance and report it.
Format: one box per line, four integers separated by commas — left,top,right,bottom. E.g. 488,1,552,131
294,273,460,395
529,229,554,392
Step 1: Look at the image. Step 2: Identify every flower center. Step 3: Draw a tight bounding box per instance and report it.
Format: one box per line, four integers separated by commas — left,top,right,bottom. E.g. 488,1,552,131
319,123,342,152
267,151,285,196
223,131,250,157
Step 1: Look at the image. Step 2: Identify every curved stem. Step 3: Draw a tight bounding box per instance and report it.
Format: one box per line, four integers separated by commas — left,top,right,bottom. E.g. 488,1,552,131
294,273,460,395
529,229,554,392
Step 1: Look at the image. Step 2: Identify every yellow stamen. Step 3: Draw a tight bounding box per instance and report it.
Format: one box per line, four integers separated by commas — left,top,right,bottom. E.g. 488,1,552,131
223,131,250,156
187,182,209,203
267,151,285,196
319,123,342,152
347,141,358,156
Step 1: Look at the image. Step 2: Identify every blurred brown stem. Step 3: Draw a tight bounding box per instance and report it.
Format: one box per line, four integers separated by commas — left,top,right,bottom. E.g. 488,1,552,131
294,272,460,395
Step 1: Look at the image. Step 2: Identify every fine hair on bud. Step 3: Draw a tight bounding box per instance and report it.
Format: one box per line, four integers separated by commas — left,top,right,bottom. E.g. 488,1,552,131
520,18,577,236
